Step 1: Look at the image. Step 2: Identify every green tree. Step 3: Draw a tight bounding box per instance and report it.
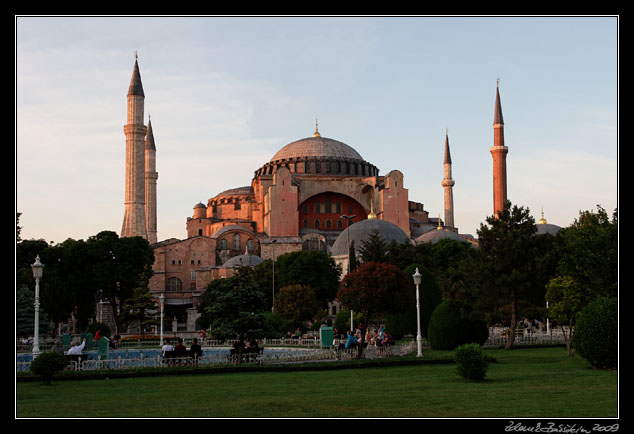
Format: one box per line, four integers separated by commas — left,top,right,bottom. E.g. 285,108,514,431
274,250,341,309
475,201,539,349
120,266,158,337
358,230,388,263
274,284,319,330
338,262,413,356
16,286,50,338
546,275,591,357
86,231,155,333
555,205,617,298
198,267,268,341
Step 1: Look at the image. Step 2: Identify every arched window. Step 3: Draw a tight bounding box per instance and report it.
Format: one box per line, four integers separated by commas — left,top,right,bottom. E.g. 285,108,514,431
247,239,255,252
314,219,320,229
219,239,227,250
303,219,309,228
166,277,182,292
337,219,343,229
233,233,240,250
326,219,332,229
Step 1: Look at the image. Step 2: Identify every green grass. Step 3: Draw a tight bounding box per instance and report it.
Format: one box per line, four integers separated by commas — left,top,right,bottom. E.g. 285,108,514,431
16,346,617,418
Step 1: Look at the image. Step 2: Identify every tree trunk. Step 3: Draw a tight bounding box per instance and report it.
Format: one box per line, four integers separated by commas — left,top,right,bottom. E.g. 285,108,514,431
505,290,517,350
562,319,575,357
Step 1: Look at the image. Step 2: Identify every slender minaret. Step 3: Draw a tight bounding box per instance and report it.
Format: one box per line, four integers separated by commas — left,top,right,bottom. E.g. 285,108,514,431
121,54,148,240
441,128,455,228
490,79,508,218
145,116,158,244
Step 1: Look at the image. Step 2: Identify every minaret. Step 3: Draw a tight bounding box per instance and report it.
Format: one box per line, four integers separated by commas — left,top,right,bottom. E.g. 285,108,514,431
121,54,148,240
145,116,158,244
490,79,508,218
441,128,455,228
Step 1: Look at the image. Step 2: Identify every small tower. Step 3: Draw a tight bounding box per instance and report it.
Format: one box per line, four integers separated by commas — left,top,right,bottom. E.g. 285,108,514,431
441,129,455,228
490,79,508,218
121,53,148,240
145,116,158,244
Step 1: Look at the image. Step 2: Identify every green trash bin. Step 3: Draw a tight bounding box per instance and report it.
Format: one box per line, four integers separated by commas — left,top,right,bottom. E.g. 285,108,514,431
62,333,71,351
320,326,334,348
97,337,110,360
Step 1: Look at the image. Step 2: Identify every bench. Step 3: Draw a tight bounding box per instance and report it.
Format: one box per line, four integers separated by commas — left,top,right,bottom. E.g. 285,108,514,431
228,347,264,364
163,350,202,366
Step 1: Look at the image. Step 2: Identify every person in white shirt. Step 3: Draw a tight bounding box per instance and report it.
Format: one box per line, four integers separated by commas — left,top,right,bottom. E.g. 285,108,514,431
66,338,86,355
162,338,174,357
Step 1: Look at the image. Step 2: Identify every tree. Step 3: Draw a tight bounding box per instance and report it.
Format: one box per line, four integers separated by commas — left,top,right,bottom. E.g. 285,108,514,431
86,231,155,333
198,267,268,341
120,266,158,337
555,205,617,298
274,250,341,309
274,284,319,330
545,275,590,357
16,286,50,338
475,201,539,349
348,240,358,271
358,230,389,263
337,262,413,356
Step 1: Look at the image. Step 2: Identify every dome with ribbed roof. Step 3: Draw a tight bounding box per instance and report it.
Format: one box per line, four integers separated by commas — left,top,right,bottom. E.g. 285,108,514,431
415,228,475,246
271,136,365,163
331,218,410,256
222,253,263,268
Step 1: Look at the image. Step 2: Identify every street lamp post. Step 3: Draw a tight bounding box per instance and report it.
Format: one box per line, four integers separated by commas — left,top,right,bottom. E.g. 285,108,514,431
31,255,45,358
159,293,165,348
412,267,423,357
271,239,277,313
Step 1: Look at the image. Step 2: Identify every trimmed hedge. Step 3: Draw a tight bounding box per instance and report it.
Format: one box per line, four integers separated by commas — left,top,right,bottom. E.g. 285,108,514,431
573,297,617,369
455,343,489,381
427,299,489,350
29,351,69,385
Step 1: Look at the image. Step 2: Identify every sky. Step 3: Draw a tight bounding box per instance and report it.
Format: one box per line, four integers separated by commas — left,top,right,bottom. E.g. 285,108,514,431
15,15,618,244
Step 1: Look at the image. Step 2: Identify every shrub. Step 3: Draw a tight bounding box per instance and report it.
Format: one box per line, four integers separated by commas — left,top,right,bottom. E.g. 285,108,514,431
573,297,617,369
29,351,69,385
455,343,489,381
427,299,489,350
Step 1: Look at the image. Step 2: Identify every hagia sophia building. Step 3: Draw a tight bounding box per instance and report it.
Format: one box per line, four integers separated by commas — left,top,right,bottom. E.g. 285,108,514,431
119,56,550,332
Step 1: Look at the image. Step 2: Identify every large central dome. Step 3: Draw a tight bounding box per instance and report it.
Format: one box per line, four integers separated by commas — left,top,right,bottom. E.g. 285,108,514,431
271,136,364,162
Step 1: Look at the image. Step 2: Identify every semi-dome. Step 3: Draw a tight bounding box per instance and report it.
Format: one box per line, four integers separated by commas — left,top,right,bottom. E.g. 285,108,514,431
221,253,264,268
271,136,365,163
331,218,410,256
213,186,254,198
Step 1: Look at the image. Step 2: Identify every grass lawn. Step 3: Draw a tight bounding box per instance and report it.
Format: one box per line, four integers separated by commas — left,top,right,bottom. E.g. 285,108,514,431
15,346,617,418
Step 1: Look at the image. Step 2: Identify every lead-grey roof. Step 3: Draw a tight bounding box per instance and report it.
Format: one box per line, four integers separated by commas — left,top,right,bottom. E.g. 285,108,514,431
331,218,410,256
222,254,264,268
271,136,364,162
415,228,474,246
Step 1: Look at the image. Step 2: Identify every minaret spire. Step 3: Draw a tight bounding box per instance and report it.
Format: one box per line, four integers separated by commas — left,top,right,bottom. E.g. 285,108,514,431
145,116,158,244
490,78,509,218
122,55,148,240
441,128,455,228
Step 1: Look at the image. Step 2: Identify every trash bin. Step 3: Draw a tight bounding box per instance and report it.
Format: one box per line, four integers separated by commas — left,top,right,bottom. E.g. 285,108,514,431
98,337,110,360
320,326,334,348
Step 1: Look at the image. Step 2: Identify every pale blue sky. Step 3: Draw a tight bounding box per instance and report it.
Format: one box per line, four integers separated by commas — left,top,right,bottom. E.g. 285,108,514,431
16,16,618,243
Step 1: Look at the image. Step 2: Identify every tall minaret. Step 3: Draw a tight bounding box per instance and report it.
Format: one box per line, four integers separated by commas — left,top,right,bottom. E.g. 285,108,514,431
490,79,508,218
145,116,158,244
121,54,148,240
441,128,455,228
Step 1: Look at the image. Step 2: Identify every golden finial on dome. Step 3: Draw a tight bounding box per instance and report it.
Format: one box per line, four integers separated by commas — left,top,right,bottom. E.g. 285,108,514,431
312,118,321,137
368,200,377,219
539,206,548,225
437,214,443,230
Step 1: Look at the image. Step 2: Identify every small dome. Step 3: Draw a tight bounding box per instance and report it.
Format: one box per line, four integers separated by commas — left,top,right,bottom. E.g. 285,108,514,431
415,228,475,246
222,253,263,268
536,223,561,236
193,202,206,209
331,218,410,256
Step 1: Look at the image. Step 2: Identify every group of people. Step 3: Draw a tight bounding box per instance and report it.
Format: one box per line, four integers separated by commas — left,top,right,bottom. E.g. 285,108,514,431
161,337,203,359
339,324,394,350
